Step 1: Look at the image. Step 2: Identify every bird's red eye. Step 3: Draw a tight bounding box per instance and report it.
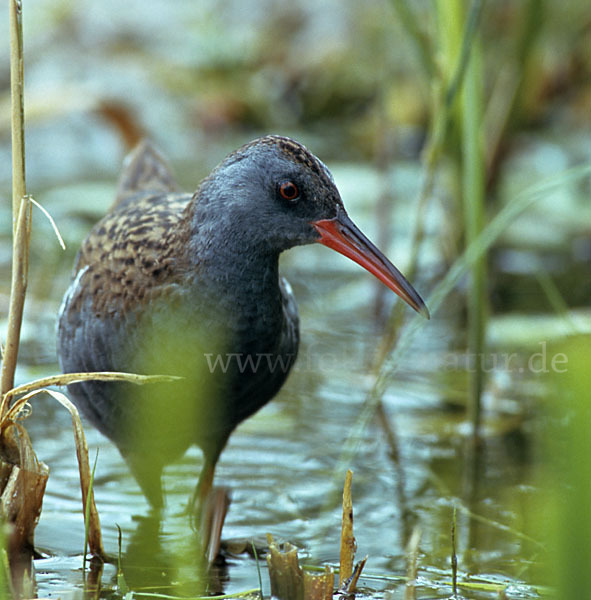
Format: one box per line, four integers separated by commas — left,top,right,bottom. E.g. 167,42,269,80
279,181,300,202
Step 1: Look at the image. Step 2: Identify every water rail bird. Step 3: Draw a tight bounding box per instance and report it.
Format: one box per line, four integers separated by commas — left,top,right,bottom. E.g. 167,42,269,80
57,136,429,510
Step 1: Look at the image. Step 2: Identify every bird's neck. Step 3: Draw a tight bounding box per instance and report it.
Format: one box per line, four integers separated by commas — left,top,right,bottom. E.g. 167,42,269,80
181,203,283,308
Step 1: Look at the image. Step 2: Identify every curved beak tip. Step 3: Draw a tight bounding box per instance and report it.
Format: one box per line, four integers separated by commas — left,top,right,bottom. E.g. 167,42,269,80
418,303,431,320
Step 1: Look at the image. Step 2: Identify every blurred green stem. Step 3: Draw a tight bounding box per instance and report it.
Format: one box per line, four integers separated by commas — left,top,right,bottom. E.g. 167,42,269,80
485,0,544,178
389,0,435,78
461,18,486,440
436,0,487,438
547,336,591,597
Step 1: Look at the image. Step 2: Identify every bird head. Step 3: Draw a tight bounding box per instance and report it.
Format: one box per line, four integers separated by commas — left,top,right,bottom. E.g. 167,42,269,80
193,135,429,318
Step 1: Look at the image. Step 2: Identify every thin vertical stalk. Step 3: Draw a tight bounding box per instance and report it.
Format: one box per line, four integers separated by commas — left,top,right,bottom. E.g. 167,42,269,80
461,21,486,439
9,0,25,221
435,0,487,438
451,505,458,597
1,0,31,399
485,0,544,179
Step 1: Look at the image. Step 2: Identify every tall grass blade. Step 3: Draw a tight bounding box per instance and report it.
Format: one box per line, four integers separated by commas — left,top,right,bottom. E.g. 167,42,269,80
461,13,486,438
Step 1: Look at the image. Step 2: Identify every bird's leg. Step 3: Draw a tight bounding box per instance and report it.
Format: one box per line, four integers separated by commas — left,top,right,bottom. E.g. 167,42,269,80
189,457,216,526
200,486,230,567
188,448,231,566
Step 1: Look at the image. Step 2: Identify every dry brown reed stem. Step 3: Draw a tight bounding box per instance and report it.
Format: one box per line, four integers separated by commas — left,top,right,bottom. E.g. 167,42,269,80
0,0,51,575
266,535,334,600
265,535,303,599
47,390,107,561
304,566,334,599
0,371,182,424
8,0,25,220
0,424,48,549
1,0,30,400
0,198,30,400
338,469,356,587
266,471,370,598
338,556,367,595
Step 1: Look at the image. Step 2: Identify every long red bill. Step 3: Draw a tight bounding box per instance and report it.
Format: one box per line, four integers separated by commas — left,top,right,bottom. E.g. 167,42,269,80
312,211,430,319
